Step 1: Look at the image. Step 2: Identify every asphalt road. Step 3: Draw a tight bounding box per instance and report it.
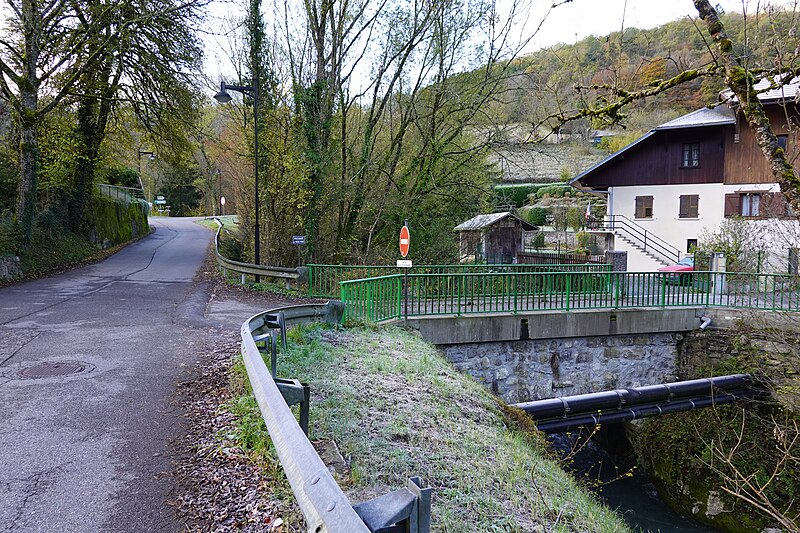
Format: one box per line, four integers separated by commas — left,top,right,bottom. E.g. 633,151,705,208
0,217,222,532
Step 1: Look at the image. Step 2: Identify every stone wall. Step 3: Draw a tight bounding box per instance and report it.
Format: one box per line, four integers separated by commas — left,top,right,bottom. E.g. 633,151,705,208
679,329,800,410
0,255,20,281
441,333,682,403
86,196,149,249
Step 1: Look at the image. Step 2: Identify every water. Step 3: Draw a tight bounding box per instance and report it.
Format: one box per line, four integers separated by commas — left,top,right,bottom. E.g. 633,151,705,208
549,429,719,533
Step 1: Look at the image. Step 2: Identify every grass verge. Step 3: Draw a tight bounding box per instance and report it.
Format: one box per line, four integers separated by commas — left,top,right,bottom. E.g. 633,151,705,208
0,221,151,284
228,324,632,532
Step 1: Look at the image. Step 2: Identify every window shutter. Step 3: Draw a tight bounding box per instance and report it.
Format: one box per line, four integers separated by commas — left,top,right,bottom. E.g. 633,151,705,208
689,195,699,217
679,195,688,217
724,194,740,217
679,195,699,218
764,192,786,218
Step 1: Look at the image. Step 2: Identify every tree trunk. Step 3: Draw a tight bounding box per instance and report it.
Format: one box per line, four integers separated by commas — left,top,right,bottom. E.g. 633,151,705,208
694,0,800,214
15,0,42,240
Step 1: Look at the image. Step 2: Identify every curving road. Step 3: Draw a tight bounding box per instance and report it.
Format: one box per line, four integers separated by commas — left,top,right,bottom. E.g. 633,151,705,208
0,217,233,532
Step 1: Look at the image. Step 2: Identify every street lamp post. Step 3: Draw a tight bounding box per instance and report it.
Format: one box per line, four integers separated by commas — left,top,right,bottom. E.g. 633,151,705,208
137,149,155,202
214,81,260,280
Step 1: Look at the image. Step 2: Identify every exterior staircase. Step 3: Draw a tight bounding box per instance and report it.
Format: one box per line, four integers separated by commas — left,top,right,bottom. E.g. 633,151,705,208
589,215,681,271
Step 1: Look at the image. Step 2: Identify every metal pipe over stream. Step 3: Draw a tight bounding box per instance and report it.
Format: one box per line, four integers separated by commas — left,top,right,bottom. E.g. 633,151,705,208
512,374,766,434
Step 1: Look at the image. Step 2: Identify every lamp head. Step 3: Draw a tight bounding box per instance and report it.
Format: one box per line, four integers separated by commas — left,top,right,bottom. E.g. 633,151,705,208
214,81,232,103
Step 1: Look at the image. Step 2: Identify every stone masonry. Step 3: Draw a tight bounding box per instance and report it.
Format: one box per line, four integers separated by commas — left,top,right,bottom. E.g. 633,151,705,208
441,333,682,403
0,255,20,281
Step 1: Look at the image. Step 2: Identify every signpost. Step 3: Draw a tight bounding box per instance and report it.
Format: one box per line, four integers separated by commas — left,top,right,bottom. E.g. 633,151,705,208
399,222,410,327
292,235,306,246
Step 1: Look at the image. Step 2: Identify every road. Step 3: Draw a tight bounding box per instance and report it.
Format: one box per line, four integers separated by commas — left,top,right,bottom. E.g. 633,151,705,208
0,217,240,532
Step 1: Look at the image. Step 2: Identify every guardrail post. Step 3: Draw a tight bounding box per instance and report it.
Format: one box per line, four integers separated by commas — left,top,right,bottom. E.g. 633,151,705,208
353,476,432,533
565,274,571,312
275,378,311,436
270,333,278,377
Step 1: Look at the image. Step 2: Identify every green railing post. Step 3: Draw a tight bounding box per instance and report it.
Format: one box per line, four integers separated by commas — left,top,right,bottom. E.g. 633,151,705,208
308,265,314,297
366,282,373,321
457,275,462,316
512,274,518,314
565,274,571,312
397,275,403,320
340,282,348,323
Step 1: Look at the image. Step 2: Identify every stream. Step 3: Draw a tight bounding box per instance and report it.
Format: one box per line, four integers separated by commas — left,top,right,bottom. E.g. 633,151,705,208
549,429,720,533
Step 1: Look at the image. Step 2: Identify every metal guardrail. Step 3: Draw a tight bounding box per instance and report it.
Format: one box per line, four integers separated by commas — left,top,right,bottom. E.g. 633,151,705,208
340,270,800,323
213,219,302,284
241,301,431,532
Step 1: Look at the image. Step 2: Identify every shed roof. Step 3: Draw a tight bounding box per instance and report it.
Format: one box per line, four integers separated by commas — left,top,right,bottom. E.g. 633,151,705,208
453,212,537,231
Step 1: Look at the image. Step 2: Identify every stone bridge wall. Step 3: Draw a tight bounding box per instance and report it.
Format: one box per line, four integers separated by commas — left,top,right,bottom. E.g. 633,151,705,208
441,333,683,403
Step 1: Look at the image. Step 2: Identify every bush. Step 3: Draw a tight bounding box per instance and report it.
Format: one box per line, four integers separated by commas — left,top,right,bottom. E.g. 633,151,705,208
219,230,245,262
536,184,571,198
97,167,140,189
576,231,592,249
533,231,545,249
526,207,548,226
493,183,538,207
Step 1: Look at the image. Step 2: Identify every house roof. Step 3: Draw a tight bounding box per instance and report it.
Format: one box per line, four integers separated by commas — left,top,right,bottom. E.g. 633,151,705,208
453,212,537,231
570,106,735,188
654,106,735,130
721,75,800,103
570,131,656,188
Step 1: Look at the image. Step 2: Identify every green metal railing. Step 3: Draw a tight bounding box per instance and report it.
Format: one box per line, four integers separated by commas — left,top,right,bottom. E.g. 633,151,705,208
310,262,612,298
340,271,800,323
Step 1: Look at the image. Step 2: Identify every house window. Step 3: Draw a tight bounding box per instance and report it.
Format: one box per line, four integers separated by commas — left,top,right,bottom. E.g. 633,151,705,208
635,196,653,219
741,193,761,217
682,143,700,167
679,194,699,218
687,239,698,253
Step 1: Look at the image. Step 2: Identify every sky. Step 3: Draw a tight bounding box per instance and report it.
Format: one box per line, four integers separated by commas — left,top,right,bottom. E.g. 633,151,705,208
523,1,770,50
203,0,796,83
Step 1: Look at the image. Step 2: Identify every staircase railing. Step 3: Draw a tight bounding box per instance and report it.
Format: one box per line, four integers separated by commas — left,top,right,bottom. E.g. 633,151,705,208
594,214,681,264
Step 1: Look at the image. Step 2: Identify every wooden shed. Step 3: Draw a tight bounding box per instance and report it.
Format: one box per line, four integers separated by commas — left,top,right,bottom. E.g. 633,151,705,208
454,212,537,263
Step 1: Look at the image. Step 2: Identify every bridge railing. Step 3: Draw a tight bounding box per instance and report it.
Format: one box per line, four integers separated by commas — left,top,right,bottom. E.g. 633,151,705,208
340,270,800,322
310,262,612,298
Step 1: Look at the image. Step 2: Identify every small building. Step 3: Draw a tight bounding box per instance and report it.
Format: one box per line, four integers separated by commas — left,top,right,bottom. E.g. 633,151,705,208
454,212,537,263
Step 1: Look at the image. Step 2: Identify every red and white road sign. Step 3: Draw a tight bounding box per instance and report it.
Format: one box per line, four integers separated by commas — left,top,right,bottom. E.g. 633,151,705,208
399,225,410,257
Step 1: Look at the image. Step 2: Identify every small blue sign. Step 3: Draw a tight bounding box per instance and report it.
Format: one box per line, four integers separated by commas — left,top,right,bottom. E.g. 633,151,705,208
292,235,306,245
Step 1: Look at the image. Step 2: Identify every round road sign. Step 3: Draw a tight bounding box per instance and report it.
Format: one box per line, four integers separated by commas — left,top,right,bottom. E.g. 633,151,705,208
399,225,410,257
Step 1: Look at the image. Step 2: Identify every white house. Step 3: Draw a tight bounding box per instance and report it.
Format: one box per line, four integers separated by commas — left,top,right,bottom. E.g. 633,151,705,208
571,80,800,273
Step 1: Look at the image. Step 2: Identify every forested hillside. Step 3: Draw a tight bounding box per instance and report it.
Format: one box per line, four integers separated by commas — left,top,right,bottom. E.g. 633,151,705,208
486,8,795,145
